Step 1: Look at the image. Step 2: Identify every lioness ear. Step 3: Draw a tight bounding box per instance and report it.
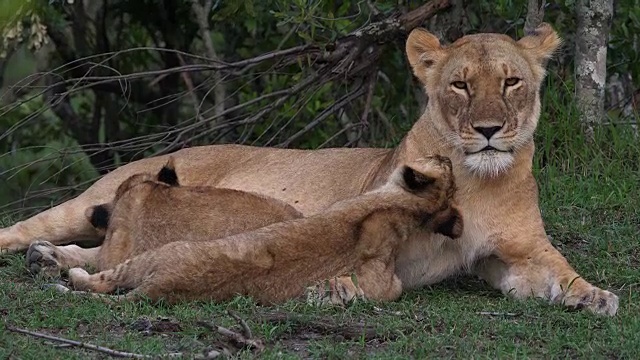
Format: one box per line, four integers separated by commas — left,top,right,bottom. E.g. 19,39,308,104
157,156,179,186
517,23,562,66
406,28,445,85
84,203,112,231
401,165,436,193
434,206,463,239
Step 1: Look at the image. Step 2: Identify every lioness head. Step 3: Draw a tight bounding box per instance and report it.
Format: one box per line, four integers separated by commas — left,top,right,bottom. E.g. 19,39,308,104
387,155,463,238
406,24,561,177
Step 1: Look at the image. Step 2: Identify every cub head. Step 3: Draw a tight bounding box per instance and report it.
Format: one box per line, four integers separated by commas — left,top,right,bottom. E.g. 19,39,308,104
388,155,463,239
84,157,180,233
406,24,561,178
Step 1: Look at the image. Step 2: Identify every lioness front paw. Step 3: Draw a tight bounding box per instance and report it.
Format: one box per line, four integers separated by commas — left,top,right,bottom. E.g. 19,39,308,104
563,286,619,316
26,241,62,277
305,276,365,306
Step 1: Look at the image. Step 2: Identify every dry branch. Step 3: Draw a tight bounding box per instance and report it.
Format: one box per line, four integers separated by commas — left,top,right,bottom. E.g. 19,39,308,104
189,0,226,123
6,326,161,359
6,325,229,359
260,312,385,341
278,83,367,148
197,310,265,352
43,0,450,99
2,0,451,217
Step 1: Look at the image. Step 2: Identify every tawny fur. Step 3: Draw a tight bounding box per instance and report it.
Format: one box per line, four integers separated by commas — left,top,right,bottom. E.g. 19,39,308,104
68,157,463,305
2,24,618,316
92,158,304,270
24,159,304,276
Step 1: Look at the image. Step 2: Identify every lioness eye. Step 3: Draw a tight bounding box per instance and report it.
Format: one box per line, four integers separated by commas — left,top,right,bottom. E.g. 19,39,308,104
452,81,467,90
505,77,520,87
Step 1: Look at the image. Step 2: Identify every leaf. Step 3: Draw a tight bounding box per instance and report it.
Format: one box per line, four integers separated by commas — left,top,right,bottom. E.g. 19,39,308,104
244,0,255,17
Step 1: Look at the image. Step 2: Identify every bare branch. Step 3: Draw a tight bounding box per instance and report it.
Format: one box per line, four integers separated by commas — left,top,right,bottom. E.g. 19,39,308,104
6,325,225,359
6,326,157,359
279,83,367,148
189,0,226,124
197,313,264,352
228,310,253,339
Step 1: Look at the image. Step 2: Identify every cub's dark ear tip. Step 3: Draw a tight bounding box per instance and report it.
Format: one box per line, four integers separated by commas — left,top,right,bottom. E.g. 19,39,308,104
402,166,436,192
157,165,179,186
89,205,110,230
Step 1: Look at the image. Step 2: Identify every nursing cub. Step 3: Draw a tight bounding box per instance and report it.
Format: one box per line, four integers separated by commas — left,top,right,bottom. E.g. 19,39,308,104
67,155,463,305
26,158,303,276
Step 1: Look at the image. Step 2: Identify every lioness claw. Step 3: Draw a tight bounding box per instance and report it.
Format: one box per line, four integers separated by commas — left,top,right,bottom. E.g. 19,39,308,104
564,288,619,316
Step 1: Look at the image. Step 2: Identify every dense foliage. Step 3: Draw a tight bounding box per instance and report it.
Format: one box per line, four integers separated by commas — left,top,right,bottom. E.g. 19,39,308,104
0,0,637,217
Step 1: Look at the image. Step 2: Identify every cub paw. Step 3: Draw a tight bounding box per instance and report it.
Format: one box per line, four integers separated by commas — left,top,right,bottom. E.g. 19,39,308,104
67,267,91,290
563,286,619,316
305,276,365,307
26,241,62,278
42,283,73,294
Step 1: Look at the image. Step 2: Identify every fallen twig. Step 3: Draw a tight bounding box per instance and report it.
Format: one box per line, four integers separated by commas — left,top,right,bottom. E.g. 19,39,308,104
197,323,264,352
6,326,158,358
7,325,222,359
261,312,385,341
476,311,521,317
198,311,265,352
228,310,253,339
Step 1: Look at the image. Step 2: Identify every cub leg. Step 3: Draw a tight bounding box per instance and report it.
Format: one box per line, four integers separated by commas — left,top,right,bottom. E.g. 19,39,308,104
306,259,402,306
26,242,100,277
68,257,145,295
68,268,120,294
48,282,132,303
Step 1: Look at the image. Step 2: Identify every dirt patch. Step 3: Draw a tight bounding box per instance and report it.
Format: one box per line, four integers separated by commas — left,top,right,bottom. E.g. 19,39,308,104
258,311,399,356
130,316,183,335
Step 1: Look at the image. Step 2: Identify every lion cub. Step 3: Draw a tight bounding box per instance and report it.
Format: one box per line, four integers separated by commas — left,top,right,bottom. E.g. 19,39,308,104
87,158,303,271
68,155,463,305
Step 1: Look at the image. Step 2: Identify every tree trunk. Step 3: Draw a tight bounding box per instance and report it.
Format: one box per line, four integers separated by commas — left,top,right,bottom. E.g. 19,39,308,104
524,0,546,35
575,0,613,135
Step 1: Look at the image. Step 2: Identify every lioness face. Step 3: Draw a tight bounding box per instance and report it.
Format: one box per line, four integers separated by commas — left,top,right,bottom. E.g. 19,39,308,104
406,24,561,178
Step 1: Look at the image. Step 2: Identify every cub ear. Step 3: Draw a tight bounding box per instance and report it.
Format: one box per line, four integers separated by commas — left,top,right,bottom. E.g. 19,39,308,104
406,28,445,85
84,203,112,231
156,156,179,186
434,206,464,239
401,165,436,193
517,23,562,67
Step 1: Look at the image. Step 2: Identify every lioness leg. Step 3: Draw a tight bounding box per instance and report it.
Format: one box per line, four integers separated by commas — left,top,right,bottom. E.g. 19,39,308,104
0,198,102,253
0,156,172,253
26,241,100,277
475,240,618,316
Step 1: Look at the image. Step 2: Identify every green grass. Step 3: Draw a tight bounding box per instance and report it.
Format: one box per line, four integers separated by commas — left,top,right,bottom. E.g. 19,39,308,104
1,89,640,358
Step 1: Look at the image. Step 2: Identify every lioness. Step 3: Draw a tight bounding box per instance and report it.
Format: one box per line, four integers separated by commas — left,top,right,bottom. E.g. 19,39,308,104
26,158,303,277
66,157,463,304
0,24,618,315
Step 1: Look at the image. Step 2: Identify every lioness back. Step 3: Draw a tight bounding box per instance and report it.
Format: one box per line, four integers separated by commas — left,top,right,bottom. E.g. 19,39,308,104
91,161,303,270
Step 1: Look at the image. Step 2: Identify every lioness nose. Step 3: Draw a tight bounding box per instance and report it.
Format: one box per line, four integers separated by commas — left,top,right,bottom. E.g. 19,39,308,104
473,126,502,140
